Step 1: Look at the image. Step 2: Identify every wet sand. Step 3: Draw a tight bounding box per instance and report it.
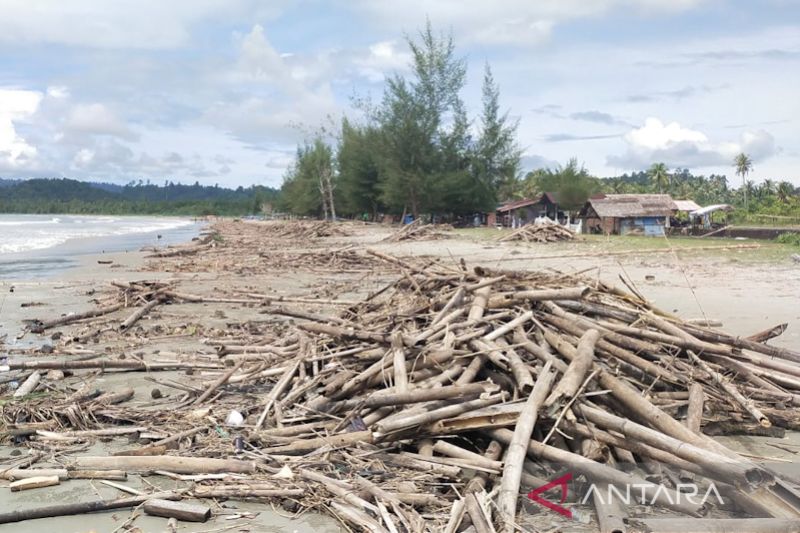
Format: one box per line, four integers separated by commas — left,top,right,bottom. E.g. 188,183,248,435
1,222,798,531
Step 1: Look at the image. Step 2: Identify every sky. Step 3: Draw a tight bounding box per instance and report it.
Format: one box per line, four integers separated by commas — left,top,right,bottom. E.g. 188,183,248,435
0,0,798,188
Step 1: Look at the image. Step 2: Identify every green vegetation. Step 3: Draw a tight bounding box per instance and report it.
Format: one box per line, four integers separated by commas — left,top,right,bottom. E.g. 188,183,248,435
278,23,798,223
775,233,800,246
0,178,278,216
281,22,521,220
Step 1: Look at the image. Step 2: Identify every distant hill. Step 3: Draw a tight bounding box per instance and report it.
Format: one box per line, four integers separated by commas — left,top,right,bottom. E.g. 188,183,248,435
0,178,279,216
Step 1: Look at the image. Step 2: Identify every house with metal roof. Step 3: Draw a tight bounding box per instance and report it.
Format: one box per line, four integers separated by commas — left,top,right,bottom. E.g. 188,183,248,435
578,194,676,236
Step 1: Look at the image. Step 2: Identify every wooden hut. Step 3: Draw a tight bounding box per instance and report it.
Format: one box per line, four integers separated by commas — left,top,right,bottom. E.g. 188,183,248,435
578,194,676,236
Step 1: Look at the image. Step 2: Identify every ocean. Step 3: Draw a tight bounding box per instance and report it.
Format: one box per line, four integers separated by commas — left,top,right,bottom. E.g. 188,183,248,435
0,214,201,279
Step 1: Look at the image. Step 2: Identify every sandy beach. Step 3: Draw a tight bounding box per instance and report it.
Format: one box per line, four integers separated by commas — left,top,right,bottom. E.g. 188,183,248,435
1,220,799,531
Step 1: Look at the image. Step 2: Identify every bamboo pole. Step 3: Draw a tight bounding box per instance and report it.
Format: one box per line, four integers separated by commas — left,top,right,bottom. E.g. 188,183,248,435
545,329,599,409
70,456,256,474
688,351,771,427
497,361,556,532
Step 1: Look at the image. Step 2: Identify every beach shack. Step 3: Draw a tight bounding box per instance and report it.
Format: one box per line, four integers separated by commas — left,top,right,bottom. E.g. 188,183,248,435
495,193,565,228
579,194,675,236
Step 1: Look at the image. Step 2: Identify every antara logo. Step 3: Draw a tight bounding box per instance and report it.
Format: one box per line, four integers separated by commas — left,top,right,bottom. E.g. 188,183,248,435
527,473,726,518
526,473,573,519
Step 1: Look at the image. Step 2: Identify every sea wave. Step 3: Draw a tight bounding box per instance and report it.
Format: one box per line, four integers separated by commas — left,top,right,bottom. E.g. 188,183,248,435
0,215,194,254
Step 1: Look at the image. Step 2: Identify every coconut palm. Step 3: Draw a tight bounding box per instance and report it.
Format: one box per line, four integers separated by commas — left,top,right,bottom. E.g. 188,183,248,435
777,181,794,203
733,153,753,210
762,179,776,196
648,162,670,193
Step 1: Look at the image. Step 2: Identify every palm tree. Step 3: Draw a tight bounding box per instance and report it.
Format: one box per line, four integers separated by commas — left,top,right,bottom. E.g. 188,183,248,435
777,181,794,203
762,179,776,196
733,153,753,210
648,162,670,193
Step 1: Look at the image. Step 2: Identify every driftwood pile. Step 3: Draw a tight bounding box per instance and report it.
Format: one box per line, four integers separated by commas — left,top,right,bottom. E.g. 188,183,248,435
497,221,576,243
145,232,217,258
142,220,389,275
383,219,454,242
265,219,353,239
5,243,800,530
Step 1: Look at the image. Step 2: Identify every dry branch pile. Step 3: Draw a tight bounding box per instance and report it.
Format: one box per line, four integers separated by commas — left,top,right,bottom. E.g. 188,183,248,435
497,221,576,243
263,219,353,239
5,244,800,530
383,219,454,242
142,220,389,274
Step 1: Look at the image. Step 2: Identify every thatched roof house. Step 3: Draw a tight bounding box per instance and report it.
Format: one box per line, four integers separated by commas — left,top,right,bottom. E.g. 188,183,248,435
578,194,676,235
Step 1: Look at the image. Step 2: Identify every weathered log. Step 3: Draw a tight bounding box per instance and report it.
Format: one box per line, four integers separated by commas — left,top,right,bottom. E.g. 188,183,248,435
487,287,590,308
688,351,771,427
29,302,124,333
2,359,222,371
0,490,181,524
432,440,504,471
328,382,497,412
745,323,788,344
262,430,373,455
9,475,60,491
627,518,800,533
143,499,211,522
12,371,41,398
574,404,772,489
493,337,534,394
119,297,163,330
3,468,68,480
193,486,304,499
497,361,556,532
391,331,408,392
686,382,705,433
192,360,244,405
70,456,256,474
464,491,493,533
69,469,127,480
374,394,505,436
545,329,599,409
488,428,704,516
593,482,627,533
466,441,503,494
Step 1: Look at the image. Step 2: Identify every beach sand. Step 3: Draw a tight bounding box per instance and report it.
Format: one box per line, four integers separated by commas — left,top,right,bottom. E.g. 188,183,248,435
1,221,799,531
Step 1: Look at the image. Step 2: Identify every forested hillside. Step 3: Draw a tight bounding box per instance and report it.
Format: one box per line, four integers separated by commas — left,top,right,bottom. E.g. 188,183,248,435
0,178,279,216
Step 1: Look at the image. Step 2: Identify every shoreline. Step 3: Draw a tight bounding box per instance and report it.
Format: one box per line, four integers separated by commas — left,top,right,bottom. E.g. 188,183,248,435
0,218,204,344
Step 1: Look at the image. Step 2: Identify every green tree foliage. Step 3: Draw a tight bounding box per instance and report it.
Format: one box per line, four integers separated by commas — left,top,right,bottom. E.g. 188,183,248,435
376,22,470,216
647,162,670,193
0,178,277,216
336,119,383,218
523,159,600,211
280,138,335,217
472,64,521,203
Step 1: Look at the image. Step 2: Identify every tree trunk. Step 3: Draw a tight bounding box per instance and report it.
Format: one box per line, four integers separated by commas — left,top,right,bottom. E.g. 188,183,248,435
324,167,336,221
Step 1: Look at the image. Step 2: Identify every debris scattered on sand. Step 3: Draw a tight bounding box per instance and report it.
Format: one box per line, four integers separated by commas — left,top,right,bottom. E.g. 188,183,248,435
497,221,576,243
383,218,454,242
3,220,800,531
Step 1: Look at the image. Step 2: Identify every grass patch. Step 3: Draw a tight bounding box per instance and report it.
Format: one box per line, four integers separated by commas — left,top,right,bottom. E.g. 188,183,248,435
775,233,800,246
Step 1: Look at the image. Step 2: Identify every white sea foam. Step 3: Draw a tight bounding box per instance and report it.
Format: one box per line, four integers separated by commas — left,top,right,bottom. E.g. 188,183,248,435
0,215,193,254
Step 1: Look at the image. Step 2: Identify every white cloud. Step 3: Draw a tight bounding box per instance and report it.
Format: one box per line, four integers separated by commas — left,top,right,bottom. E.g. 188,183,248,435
0,0,276,49
46,86,70,99
0,88,42,170
353,41,411,82
608,117,776,169
350,0,704,46
207,25,340,145
66,103,139,141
